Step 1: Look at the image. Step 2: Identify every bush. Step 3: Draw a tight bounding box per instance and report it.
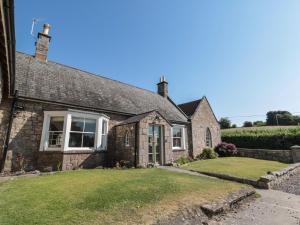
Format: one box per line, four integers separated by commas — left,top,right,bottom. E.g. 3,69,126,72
215,142,238,157
116,160,133,169
222,126,300,149
197,148,218,160
175,156,193,165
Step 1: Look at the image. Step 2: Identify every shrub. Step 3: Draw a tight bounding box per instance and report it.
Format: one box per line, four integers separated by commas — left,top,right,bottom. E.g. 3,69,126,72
197,148,218,160
222,126,300,149
175,156,193,165
215,142,238,157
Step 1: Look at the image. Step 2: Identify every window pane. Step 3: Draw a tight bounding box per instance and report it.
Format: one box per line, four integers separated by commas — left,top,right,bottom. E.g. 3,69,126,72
69,132,82,147
102,120,107,134
172,127,182,137
173,138,182,148
85,119,96,132
83,133,95,148
101,135,107,149
71,117,84,131
48,132,63,147
49,117,64,131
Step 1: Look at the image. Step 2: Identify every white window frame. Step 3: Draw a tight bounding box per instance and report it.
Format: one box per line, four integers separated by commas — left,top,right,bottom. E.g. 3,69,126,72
40,110,110,152
125,131,130,147
171,124,186,150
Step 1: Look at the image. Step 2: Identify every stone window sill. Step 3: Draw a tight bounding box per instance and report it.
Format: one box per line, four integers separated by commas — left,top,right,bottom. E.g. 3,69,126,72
172,149,186,152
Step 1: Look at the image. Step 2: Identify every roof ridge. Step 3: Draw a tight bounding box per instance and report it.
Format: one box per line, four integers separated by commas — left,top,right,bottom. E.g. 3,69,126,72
178,98,203,106
16,51,162,97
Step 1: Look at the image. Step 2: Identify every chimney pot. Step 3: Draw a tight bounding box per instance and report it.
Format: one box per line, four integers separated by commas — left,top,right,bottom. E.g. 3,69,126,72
43,23,51,35
157,75,168,98
35,23,52,61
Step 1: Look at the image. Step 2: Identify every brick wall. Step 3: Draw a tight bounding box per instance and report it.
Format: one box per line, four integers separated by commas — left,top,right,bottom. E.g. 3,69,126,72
190,98,221,157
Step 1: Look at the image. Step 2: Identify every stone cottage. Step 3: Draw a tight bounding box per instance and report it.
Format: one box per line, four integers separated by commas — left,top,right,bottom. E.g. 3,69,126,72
0,24,220,172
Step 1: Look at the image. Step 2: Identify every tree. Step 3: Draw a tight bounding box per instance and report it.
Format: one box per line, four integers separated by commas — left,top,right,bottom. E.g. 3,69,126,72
219,117,231,129
253,121,265,127
266,111,292,126
243,121,253,127
231,124,237,128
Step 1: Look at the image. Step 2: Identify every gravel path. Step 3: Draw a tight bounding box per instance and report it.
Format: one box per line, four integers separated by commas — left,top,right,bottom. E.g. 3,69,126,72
158,166,217,179
272,168,300,195
214,189,300,225
160,165,300,225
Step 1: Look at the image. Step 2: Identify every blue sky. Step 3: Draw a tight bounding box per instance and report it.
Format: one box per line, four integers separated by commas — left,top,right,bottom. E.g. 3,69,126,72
15,0,300,126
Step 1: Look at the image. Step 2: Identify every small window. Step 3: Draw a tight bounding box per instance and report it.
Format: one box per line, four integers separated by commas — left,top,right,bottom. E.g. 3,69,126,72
48,116,64,148
205,128,212,147
69,117,96,148
172,125,185,149
125,131,130,147
101,119,108,149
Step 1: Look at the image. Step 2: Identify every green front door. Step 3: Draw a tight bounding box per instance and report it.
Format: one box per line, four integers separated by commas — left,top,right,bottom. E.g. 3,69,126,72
148,125,162,164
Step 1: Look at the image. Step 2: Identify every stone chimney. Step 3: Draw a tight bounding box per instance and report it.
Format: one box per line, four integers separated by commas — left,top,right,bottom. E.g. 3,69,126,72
157,76,168,98
35,23,51,61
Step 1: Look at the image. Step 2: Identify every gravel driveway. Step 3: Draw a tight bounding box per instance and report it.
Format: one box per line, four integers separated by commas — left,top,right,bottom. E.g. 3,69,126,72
214,189,300,225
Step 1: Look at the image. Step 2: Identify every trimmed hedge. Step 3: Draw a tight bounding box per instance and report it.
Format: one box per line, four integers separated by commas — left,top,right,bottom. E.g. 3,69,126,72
222,126,300,150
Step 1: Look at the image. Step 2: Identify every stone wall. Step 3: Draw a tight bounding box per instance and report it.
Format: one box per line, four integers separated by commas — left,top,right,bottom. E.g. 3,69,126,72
137,111,188,167
0,64,3,103
237,148,293,163
0,98,11,164
115,123,136,166
1,99,129,171
37,151,107,171
190,98,221,158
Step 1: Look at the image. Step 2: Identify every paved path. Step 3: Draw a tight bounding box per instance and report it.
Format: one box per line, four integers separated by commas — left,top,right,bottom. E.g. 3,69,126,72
158,166,217,179
215,189,300,225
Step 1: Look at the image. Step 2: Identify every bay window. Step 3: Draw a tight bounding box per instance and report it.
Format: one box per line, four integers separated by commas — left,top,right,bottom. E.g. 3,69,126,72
40,110,109,151
172,125,186,150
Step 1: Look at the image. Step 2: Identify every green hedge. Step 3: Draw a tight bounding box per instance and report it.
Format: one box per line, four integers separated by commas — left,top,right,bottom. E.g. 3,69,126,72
222,126,300,150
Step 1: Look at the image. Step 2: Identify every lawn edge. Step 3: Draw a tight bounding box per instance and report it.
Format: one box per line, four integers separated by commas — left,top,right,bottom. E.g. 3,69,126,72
152,187,255,225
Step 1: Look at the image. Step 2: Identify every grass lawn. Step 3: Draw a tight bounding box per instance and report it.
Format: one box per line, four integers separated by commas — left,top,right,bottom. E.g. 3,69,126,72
182,157,288,180
0,169,244,225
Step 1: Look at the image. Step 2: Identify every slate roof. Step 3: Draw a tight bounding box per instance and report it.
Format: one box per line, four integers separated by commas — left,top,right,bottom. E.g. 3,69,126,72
15,52,188,123
178,98,203,117
117,110,172,126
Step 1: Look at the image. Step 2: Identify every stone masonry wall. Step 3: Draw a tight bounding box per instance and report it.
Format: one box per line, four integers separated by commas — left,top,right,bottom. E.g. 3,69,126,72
115,123,136,167
138,112,171,167
137,111,188,167
190,98,221,158
237,148,294,163
2,99,129,171
0,64,3,103
0,98,11,164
